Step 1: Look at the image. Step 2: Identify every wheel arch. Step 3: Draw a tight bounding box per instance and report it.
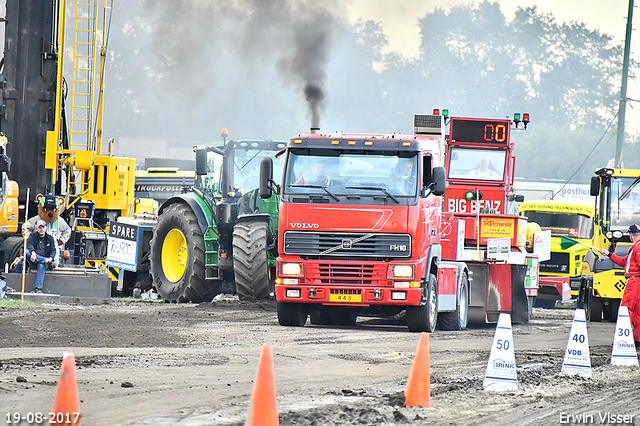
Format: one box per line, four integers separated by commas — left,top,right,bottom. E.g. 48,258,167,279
159,195,210,235
237,213,274,246
424,243,442,281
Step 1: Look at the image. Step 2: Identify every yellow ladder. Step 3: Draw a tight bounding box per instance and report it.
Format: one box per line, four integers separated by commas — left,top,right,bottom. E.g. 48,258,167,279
69,0,98,153
66,0,99,208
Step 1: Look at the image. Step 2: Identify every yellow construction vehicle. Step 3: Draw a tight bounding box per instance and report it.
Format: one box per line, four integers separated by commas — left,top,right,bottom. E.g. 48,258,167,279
518,200,595,307
0,0,135,294
578,167,638,321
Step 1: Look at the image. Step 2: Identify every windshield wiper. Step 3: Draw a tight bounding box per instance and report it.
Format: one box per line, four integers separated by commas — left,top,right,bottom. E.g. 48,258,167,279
288,184,339,202
238,148,264,172
345,186,399,203
619,176,640,201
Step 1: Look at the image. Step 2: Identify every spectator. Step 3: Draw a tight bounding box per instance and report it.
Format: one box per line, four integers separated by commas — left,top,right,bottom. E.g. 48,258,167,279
20,220,56,293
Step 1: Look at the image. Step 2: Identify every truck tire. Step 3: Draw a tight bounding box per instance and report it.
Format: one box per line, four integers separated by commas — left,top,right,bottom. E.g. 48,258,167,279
587,292,603,322
277,301,308,326
309,310,332,325
608,299,621,322
406,274,438,332
534,298,556,309
330,309,358,326
0,236,25,269
438,271,469,331
232,221,270,300
150,203,218,303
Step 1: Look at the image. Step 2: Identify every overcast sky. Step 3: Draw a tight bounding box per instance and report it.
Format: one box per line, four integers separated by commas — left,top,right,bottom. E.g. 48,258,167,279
3,0,636,161
347,0,639,130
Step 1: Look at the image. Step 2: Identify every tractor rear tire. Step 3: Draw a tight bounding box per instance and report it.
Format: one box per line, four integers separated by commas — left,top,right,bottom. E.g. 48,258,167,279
233,221,271,301
150,203,218,303
406,274,438,332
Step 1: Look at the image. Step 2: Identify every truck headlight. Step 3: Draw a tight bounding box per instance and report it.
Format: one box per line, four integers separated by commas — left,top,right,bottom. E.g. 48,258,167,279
280,262,304,277
388,264,414,279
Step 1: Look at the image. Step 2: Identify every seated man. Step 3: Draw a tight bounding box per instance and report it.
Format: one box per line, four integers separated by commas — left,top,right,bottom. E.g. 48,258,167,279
18,220,56,293
295,160,330,186
391,159,416,195
467,156,499,179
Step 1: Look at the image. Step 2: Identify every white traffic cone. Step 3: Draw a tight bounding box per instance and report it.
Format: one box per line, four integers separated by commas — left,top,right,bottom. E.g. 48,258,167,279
611,305,639,367
561,308,592,378
483,313,518,391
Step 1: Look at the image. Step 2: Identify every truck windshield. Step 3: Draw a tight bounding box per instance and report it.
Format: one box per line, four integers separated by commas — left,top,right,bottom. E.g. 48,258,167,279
610,176,640,229
521,211,594,239
283,151,418,197
447,147,506,181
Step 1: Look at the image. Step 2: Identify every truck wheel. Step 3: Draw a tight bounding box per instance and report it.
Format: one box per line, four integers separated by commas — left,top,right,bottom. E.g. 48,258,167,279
309,310,332,325
438,271,468,331
587,293,603,322
608,299,621,322
331,309,357,326
406,274,438,332
527,296,535,320
277,301,308,326
534,299,556,309
150,203,218,303
233,221,270,300
0,236,25,268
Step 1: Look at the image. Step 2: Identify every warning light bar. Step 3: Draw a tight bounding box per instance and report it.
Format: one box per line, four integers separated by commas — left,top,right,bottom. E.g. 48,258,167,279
512,112,531,129
432,108,449,117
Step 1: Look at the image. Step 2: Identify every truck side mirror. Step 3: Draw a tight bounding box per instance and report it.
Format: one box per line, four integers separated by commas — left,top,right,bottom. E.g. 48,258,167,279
430,166,446,196
195,149,208,175
590,176,600,197
259,157,273,199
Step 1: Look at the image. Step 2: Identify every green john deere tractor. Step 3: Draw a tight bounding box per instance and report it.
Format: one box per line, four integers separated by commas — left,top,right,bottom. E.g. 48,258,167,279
149,139,285,302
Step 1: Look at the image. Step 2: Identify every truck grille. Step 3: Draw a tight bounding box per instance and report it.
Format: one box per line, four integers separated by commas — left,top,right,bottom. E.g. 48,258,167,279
283,231,411,258
306,262,387,286
539,252,570,274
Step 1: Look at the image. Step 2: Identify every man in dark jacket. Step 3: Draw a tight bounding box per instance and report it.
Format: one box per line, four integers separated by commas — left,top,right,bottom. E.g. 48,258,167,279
25,219,56,293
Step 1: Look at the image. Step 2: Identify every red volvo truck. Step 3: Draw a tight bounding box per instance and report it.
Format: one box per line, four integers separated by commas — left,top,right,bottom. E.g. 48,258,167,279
259,115,470,332
440,114,539,323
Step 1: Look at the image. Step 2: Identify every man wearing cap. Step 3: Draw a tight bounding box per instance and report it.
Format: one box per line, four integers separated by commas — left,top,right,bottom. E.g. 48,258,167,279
24,220,56,293
598,224,640,348
25,194,71,269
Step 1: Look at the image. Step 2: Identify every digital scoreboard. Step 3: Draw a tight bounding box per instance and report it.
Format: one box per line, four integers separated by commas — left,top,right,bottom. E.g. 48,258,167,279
450,119,510,144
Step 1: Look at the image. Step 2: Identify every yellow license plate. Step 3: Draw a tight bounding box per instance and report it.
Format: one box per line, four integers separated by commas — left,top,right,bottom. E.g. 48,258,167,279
329,294,362,303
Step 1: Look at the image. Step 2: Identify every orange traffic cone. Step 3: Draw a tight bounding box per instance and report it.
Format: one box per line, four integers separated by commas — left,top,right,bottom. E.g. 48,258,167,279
247,344,279,426
50,352,81,426
404,332,431,408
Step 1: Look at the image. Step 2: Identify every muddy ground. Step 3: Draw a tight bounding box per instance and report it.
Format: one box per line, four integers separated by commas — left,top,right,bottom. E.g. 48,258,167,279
1,300,639,426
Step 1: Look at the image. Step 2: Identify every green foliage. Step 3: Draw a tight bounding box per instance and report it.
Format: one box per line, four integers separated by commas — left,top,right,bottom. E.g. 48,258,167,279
372,1,630,180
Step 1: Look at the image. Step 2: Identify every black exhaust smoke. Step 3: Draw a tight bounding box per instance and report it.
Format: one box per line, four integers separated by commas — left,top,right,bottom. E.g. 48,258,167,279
142,0,338,130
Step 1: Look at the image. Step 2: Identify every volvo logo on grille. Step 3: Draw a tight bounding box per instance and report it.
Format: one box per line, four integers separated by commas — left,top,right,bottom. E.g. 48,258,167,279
389,244,407,251
290,223,319,229
341,239,353,249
